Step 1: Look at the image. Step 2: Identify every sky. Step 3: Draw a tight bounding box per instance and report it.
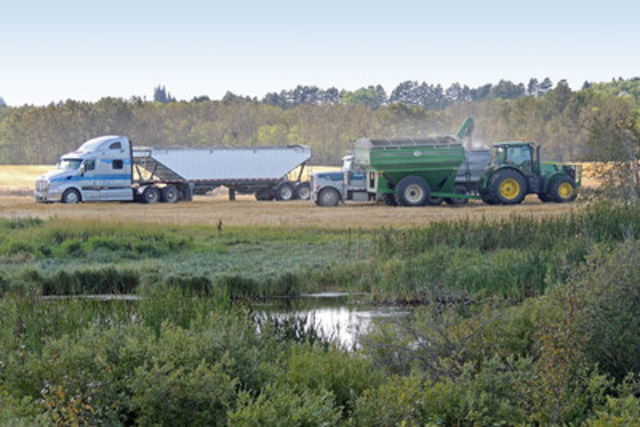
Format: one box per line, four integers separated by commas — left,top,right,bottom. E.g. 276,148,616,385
1,0,639,106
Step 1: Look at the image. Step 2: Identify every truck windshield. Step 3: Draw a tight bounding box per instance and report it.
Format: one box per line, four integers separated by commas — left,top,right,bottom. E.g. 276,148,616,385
57,159,83,170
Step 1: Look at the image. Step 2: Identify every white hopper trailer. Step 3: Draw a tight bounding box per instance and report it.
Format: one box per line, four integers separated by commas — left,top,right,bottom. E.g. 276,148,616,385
35,135,312,204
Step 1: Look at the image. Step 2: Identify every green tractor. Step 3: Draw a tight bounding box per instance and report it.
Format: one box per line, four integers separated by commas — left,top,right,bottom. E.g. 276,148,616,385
479,141,581,205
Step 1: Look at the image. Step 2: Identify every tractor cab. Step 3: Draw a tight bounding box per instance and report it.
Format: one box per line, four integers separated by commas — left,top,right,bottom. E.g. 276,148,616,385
493,142,537,175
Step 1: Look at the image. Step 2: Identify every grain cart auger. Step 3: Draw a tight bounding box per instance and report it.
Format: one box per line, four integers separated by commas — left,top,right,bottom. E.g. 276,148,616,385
478,141,582,205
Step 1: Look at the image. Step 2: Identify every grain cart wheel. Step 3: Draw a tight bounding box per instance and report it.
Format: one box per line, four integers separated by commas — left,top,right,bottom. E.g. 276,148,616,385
489,170,526,205
161,185,179,203
394,176,430,207
316,188,340,207
61,188,81,204
275,182,296,201
141,186,160,204
295,182,311,200
445,185,469,206
382,193,397,206
549,176,577,203
427,197,444,206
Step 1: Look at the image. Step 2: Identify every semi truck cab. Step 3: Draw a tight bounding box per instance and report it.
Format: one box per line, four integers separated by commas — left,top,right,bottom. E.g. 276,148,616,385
35,136,134,203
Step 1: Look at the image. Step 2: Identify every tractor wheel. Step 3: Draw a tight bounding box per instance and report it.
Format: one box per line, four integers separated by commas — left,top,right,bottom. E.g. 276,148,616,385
394,176,430,207
537,192,553,203
549,176,577,203
382,193,397,206
489,170,526,205
316,188,340,207
445,185,469,206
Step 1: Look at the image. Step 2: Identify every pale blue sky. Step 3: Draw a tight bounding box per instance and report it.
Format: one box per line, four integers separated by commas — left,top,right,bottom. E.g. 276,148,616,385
1,0,638,106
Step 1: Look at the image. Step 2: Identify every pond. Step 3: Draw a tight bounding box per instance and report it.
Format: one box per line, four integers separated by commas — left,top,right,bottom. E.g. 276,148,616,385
256,292,410,350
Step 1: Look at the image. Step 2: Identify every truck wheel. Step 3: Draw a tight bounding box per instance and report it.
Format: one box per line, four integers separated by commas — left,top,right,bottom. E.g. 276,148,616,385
161,186,179,203
61,189,81,204
382,193,397,206
316,188,340,207
275,182,296,201
489,170,526,205
394,176,430,207
295,182,311,200
255,189,275,201
445,185,469,206
549,176,577,203
141,187,160,204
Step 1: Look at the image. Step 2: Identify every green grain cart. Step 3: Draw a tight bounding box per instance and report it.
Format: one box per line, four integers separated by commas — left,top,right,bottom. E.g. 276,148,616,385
354,136,470,206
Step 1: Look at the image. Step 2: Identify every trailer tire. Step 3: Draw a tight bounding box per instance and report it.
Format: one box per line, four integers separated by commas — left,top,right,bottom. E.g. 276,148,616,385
161,186,179,203
445,185,469,206
61,188,81,204
549,176,577,203
295,182,311,200
316,188,340,207
394,176,430,207
489,169,526,205
141,187,160,204
255,189,275,201
382,193,397,206
275,182,296,201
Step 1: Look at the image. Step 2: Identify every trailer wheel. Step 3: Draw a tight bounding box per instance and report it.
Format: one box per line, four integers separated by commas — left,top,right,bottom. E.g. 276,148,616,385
61,188,81,204
141,187,160,204
394,176,430,207
275,182,296,201
549,176,577,203
161,186,179,203
445,185,469,206
382,193,397,206
316,188,340,207
295,182,311,200
489,170,526,205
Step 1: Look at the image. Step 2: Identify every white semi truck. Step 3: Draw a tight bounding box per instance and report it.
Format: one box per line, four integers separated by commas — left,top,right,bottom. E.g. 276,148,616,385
35,135,312,204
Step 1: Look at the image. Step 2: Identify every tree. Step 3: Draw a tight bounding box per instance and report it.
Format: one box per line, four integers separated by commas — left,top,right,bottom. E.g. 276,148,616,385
0,97,6,107
490,80,525,100
153,85,176,104
527,78,539,97
539,78,553,95
341,86,385,109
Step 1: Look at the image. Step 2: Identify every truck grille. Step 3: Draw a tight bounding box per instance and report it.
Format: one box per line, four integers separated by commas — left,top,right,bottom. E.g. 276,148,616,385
35,179,49,192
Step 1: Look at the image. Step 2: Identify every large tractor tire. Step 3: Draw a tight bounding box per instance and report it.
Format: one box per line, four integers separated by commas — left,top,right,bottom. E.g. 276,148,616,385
316,187,340,207
549,176,577,203
394,176,430,207
489,169,526,205
444,185,469,206
537,192,553,203
382,193,397,206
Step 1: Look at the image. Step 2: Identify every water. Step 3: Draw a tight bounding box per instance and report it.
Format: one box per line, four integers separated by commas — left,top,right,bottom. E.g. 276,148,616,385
257,292,410,350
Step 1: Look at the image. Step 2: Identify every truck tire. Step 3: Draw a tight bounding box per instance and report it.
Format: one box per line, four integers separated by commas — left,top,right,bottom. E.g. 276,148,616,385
316,188,340,207
141,187,160,204
445,185,469,206
382,193,397,206
394,176,430,207
161,185,179,203
489,170,526,205
275,182,296,201
255,189,275,201
549,176,577,203
295,182,311,200
61,188,81,204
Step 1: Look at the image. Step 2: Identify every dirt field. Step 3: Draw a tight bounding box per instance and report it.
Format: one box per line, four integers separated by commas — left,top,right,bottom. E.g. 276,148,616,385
0,165,590,229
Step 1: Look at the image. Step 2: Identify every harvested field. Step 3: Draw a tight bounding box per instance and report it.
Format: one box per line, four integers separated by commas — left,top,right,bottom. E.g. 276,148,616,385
0,165,591,229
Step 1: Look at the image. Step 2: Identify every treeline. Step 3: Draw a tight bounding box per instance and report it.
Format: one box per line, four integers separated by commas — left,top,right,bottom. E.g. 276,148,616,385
1,78,639,165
